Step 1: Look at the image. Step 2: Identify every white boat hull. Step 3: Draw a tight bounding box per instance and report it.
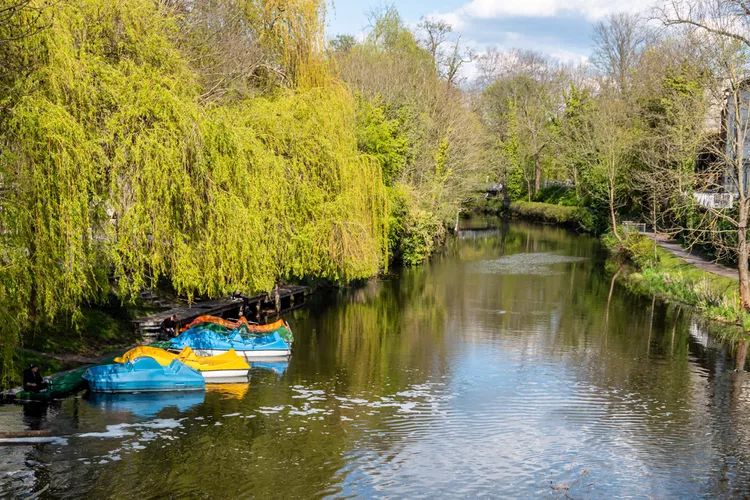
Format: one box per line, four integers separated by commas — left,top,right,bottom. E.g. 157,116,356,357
204,375,251,384
199,369,250,380
194,349,291,360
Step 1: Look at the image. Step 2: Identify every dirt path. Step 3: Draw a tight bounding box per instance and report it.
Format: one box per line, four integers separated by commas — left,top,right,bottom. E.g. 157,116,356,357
644,233,738,280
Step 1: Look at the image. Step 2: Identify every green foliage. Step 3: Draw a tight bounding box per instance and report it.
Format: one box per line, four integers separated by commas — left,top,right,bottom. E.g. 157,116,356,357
387,184,410,255
532,185,580,206
622,232,659,270
399,209,444,267
386,183,444,266
355,96,408,186
497,103,525,200
330,34,356,53
558,84,596,195
335,6,488,226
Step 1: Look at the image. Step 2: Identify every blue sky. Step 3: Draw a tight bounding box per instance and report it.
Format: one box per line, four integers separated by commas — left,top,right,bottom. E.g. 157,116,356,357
326,0,655,65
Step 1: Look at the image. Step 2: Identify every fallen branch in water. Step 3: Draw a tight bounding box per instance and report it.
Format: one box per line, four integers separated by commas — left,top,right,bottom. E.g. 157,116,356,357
550,468,591,499
0,429,51,438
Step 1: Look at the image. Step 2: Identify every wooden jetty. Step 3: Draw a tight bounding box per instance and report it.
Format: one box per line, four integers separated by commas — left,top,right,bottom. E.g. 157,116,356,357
133,285,308,339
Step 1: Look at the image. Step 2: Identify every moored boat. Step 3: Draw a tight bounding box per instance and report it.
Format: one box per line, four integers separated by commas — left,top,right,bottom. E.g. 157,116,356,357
114,346,250,380
180,316,294,344
10,365,89,401
170,330,292,359
178,347,250,379
114,346,176,366
83,357,206,393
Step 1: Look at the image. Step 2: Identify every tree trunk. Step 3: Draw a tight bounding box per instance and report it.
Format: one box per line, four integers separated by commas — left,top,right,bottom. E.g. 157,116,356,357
738,202,750,311
652,192,657,261
534,153,541,194
609,182,621,244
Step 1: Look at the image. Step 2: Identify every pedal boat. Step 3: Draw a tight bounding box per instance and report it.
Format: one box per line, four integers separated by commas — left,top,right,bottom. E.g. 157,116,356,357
170,330,292,359
114,346,250,380
83,357,205,393
180,316,294,344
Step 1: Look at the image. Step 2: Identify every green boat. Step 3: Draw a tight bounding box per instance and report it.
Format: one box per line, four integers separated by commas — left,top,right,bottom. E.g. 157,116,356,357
13,365,89,401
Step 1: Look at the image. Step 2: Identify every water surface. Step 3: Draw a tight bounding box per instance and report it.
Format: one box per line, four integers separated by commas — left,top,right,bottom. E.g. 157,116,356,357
3,218,750,498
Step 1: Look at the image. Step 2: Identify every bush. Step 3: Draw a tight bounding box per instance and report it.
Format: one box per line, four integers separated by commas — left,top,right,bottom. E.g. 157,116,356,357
509,201,594,232
532,185,580,206
622,232,658,270
399,210,444,267
387,183,445,266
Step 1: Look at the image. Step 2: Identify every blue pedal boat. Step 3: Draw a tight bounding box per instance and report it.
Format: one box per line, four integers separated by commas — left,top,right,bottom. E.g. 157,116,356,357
170,330,292,359
83,357,206,393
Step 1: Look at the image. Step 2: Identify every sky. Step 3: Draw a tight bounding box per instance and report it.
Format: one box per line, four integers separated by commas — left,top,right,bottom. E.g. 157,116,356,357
326,0,656,70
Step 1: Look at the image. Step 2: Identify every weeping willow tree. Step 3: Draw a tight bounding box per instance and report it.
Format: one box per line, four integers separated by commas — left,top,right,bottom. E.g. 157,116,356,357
0,0,387,385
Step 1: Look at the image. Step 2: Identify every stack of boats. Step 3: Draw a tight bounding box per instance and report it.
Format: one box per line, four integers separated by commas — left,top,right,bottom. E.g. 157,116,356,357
84,316,293,393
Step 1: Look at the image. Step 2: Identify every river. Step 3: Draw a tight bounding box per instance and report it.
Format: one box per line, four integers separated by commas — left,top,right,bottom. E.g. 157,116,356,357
2,218,750,498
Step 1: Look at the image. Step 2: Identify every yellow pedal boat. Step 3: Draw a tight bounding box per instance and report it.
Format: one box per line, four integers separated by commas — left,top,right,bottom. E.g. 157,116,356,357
115,346,250,381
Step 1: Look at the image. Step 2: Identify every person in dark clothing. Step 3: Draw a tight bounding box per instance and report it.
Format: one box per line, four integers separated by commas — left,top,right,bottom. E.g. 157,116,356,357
161,314,178,338
240,300,253,319
22,364,48,393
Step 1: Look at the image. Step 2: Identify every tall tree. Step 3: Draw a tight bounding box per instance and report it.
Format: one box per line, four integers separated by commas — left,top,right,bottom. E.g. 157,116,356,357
417,17,451,63
584,87,636,243
417,16,474,85
630,36,707,244
591,12,651,94
481,49,561,194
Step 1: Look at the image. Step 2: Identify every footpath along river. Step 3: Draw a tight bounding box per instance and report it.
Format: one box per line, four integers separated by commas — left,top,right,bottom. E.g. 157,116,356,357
2,217,750,498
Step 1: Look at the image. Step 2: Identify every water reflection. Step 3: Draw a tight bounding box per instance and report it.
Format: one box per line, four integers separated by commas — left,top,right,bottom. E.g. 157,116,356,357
85,392,205,418
250,360,289,377
2,219,750,497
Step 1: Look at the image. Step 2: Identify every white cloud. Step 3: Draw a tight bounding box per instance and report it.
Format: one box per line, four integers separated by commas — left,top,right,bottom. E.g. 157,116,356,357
424,11,466,31
549,48,589,64
458,0,654,21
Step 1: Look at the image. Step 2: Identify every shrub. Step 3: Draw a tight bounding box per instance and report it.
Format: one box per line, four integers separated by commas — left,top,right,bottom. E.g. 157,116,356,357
400,209,444,266
509,201,594,232
387,183,445,266
532,185,580,206
622,232,658,270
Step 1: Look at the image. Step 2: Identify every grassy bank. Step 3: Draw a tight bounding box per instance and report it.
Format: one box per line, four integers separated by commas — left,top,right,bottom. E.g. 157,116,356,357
481,199,595,233
604,232,750,331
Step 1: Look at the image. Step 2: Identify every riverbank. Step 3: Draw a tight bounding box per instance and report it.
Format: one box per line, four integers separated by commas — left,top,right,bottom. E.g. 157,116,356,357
603,231,750,333
479,199,595,233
